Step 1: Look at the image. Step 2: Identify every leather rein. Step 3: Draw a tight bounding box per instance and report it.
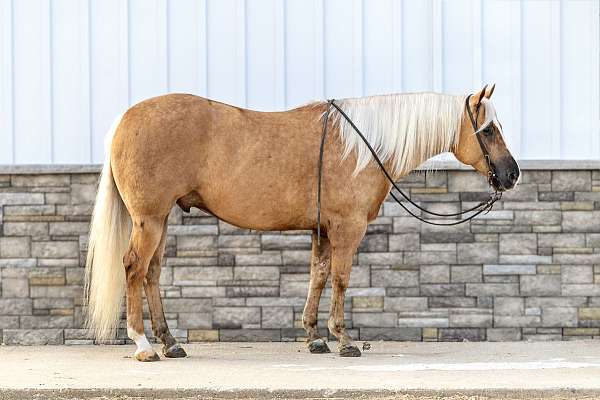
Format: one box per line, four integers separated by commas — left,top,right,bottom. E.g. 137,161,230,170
316,94,502,242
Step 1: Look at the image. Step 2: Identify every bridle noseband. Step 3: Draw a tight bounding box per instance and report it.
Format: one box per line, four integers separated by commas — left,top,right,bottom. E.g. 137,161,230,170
315,94,502,242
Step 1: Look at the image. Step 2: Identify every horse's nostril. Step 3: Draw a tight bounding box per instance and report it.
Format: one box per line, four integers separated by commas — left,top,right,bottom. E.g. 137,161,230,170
508,171,518,184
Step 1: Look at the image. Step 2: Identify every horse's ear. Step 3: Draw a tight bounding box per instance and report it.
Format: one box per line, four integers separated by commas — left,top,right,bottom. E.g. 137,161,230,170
472,85,488,108
485,83,496,99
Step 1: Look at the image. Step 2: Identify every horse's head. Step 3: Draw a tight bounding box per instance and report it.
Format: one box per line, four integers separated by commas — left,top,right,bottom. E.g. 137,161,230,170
453,84,520,192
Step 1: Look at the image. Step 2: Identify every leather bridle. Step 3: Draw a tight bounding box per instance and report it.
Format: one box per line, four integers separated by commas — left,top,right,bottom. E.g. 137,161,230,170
464,94,501,190
315,94,502,242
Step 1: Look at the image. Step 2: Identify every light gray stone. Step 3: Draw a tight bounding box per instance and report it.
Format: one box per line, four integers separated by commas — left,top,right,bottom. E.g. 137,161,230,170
173,267,233,285
398,317,448,328
0,193,44,205
552,171,591,191
553,253,600,265
282,250,311,265
457,243,498,264
494,315,541,328
235,252,282,266
465,283,519,297
219,329,280,342
213,307,260,328
542,307,578,327
483,264,536,275
3,222,48,237
360,327,421,341
449,313,492,328
498,255,553,264
180,286,226,298
353,312,397,327
404,251,456,265
561,265,593,284
169,225,218,236
261,235,311,250
70,184,96,204
11,174,70,187
419,284,465,296
520,275,561,296
29,286,80,298
163,298,212,313
514,211,561,226
384,297,428,312
487,328,522,341
177,235,217,251
233,266,279,281
178,313,212,329
450,265,482,283
448,171,489,192
562,211,600,233
31,241,78,258
3,329,63,345
217,235,260,248
48,222,89,236
0,237,30,257
388,233,420,251
20,315,72,329
499,234,537,255
420,265,449,283
538,233,585,248
0,298,32,315
1,278,29,298
358,252,403,265
371,269,418,287
494,297,524,316
262,307,293,328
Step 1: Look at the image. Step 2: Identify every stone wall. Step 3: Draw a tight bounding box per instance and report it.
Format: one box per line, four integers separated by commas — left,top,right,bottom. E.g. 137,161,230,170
1,166,600,345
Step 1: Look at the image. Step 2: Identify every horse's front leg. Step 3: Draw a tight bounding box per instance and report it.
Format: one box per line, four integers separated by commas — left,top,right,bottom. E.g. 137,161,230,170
302,232,331,353
327,220,366,357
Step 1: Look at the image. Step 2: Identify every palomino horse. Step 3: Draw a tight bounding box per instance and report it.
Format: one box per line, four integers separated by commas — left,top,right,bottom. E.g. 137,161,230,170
85,85,519,361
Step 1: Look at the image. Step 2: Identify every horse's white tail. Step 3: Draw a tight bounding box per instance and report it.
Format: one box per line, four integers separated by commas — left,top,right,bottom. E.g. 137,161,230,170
84,113,131,341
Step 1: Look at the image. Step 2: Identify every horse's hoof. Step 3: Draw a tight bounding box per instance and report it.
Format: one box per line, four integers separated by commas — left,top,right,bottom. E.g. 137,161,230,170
339,345,361,357
163,343,187,358
308,338,331,354
134,349,160,362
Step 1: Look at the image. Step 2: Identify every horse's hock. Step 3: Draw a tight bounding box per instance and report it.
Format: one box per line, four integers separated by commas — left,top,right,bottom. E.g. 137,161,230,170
1,163,600,345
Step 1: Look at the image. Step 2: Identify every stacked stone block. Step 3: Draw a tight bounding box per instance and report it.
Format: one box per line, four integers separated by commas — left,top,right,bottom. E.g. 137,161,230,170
1,168,600,344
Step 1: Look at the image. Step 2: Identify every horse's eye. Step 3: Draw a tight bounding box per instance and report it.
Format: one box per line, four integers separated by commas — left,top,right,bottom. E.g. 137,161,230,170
483,127,493,136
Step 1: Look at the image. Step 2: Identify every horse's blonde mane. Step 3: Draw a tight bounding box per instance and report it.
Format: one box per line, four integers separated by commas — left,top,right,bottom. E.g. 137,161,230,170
330,92,466,177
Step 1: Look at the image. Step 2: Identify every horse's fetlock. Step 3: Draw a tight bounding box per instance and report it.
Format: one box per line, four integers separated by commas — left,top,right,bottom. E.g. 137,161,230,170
302,314,316,328
328,318,345,334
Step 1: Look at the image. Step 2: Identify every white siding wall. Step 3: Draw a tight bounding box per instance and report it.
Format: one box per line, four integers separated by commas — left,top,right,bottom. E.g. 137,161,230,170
0,0,598,164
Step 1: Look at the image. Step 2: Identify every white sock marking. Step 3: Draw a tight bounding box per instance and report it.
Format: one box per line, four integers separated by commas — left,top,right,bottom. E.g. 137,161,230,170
127,326,153,354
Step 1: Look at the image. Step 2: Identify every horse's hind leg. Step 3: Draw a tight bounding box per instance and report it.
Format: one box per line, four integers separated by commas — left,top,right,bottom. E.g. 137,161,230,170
302,232,331,354
144,216,187,358
124,215,164,362
327,220,366,357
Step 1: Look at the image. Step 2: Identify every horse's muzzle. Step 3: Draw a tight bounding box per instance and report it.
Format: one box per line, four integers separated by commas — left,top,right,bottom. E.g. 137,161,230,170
491,163,520,192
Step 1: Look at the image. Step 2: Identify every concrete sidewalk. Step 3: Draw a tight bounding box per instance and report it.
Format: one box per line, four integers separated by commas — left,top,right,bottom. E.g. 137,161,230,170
1,341,600,399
